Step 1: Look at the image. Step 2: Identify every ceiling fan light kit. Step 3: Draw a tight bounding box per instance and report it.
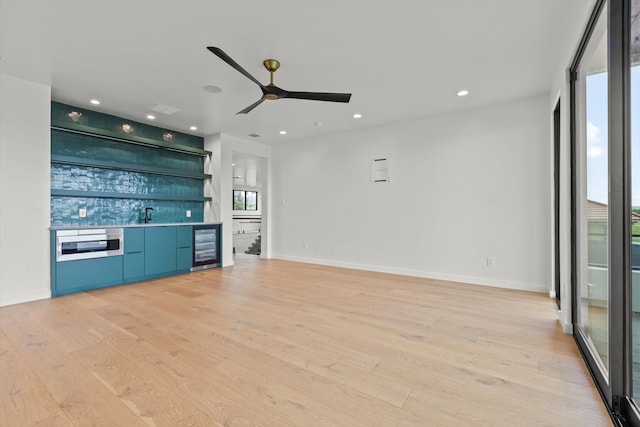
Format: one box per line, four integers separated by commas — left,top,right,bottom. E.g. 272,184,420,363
207,46,352,114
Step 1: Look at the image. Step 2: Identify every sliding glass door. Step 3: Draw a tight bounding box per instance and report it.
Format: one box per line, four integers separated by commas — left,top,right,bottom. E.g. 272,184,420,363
571,1,640,423
573,0,610,390
630,0,640,407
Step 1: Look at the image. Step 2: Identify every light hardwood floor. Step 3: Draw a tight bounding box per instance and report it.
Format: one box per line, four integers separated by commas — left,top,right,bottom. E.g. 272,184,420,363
1,259,611,426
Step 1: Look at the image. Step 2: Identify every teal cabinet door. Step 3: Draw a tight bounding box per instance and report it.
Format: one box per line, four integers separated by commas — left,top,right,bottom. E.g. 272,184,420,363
55,256,123,296
177,247,192,271
145,226,176,276
125,227,145,253
176,225,192,248
124,252,145,281
176,226,192,272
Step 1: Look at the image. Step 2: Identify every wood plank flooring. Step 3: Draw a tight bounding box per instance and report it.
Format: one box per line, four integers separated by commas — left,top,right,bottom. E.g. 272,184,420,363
1,259,611,426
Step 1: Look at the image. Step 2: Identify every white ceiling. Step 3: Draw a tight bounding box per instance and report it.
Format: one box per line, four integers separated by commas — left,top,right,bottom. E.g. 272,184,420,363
0,0,593,145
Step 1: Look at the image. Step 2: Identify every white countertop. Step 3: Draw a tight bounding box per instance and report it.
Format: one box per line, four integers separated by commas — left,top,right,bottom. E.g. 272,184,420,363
50,222,222,230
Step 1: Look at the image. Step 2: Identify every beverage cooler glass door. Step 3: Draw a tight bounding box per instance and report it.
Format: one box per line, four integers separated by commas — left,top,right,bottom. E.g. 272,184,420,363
192,224,221,268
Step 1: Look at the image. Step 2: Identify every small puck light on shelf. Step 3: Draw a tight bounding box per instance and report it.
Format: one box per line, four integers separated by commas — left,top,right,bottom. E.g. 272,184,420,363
67,111,82,122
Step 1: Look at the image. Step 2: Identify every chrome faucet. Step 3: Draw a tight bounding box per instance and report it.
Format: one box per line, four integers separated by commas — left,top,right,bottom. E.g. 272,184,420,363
144,207,154,224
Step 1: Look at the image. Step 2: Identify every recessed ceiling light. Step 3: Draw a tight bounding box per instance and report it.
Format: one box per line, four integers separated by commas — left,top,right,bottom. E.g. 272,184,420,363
190,126,197,131
457,90,469,97
279,130,287,135
232,163,236,166
146,114,155,120
90,99,100,105
353,113,362,119
202,85,222,94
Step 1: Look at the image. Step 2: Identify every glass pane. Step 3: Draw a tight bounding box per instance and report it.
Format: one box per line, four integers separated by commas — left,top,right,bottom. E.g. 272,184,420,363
233,190,245,210
575,4,609,376
631,0,640,399
246,191,257,210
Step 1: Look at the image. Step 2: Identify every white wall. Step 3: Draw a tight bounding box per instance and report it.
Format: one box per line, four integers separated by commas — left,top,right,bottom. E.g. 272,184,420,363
0,74,52,306
547,0,597,333
272,95,551,293
204,133,223,224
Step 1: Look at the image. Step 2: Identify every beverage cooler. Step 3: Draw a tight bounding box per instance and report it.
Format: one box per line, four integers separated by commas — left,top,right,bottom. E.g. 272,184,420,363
191,223,222,270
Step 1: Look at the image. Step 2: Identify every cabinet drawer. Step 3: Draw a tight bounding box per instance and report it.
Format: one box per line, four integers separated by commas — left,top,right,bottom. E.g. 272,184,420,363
125,227,145,253
176,225,192,248
55,256,123,296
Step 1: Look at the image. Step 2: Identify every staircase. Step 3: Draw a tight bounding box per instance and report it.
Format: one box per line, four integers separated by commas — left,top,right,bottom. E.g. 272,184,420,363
245,235,261,255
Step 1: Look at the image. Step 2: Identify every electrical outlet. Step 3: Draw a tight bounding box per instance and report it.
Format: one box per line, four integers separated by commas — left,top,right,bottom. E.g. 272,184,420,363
79,208,87,218
186,210,191,218
486,256,495,267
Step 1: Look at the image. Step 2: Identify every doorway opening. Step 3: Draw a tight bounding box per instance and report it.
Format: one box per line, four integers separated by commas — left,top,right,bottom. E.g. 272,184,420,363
232,153,263,264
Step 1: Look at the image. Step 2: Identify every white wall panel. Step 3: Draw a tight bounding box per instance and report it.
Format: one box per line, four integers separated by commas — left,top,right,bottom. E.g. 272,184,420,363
272,95,551,292
0,74,51,306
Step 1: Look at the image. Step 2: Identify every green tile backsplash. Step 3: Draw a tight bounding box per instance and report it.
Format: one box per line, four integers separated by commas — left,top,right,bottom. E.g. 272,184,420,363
51,102,207,226
51,165,203,198
51,197,203,226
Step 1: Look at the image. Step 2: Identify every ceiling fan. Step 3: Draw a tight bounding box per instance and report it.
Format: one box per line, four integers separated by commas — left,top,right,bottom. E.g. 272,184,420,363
207,46,352,114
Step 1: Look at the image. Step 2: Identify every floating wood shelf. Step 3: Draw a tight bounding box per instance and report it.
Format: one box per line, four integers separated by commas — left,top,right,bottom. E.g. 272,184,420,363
51,189,211,203
51,155,211,180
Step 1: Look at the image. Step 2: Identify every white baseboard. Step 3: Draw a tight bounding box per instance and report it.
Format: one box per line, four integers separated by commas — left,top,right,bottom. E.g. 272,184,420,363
0,290,51,307
271,253,549,293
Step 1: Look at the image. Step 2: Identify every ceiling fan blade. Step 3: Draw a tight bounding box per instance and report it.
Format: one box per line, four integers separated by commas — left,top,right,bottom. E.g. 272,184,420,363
237,98,266,115
282,91,352,103
207,46,264,88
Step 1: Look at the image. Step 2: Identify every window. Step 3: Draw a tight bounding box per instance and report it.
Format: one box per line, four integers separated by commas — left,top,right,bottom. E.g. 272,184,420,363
233,190,245,210
246,191,257,210
233,190,258,211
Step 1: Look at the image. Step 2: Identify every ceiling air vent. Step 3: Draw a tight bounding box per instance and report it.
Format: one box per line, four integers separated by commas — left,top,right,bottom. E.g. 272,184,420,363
248,133,261,138
151,104,181,115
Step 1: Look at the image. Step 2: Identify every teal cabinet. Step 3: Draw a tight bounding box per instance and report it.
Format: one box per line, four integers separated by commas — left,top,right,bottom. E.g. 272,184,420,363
51,224,217,298
124,227,145,282
176,225,192,272
176,225,192,248
124,252,145,282
177,247,192,271
125,227,145,253
145,226,177,276
55,256,123,296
